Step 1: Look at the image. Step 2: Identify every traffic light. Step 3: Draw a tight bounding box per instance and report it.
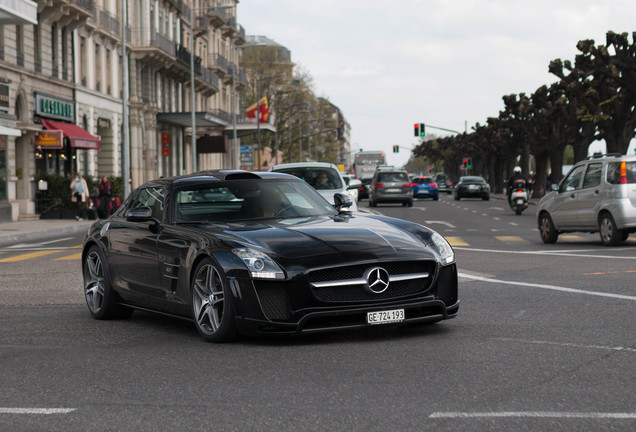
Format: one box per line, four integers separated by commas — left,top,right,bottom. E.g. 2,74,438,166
419,123,425,137
393,145,399,153
414,124,419,137
467,158,472,169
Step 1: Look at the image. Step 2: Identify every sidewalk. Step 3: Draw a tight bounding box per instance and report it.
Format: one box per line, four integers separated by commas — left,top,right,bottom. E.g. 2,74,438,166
0,218,94,246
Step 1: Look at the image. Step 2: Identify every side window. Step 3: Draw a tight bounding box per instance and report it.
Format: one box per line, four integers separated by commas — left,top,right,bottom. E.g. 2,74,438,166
559,165,585,192
606,163,620,185
582,163,602,189
129,187,165,221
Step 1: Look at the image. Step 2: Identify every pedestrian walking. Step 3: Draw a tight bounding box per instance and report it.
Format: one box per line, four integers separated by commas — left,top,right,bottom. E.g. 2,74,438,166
70,172,89,220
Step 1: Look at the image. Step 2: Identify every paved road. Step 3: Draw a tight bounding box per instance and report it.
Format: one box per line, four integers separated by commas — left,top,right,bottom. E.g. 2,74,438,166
1,196,635,431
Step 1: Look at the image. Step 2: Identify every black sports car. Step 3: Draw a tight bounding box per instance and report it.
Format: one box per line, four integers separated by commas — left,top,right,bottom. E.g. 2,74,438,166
82,170,459,342
453,176,490,201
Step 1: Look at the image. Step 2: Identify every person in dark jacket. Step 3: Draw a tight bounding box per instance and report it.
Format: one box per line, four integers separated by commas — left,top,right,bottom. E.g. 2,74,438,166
98,176,112,218
507,167,527,204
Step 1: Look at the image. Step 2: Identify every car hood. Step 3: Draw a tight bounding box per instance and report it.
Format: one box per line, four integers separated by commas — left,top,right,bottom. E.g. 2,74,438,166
206,215,433,262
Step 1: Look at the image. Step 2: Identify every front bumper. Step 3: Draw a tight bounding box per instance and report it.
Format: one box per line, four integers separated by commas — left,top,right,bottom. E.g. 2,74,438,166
232,262,459,336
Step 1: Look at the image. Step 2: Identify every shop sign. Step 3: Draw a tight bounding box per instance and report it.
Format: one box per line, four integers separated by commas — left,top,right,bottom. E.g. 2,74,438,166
34,92,74,122
162,144,170,157
97,117,111,129
161,133,170,145
35,130,64,149
0,83,9,113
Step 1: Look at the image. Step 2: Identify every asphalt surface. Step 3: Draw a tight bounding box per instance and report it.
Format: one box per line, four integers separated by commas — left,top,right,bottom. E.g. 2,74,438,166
1,194,635,431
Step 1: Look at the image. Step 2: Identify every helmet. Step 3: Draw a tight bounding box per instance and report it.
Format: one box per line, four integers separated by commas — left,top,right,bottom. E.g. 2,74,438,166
513,166,522,174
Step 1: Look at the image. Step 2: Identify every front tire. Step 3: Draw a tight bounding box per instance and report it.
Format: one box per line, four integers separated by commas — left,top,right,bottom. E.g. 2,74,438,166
83,245,133,320
599,213,623,246
191,257,238,342
539,213,558,244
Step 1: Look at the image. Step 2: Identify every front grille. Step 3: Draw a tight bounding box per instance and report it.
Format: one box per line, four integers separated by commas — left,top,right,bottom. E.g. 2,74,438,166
308,261,436,303
254,283,292,320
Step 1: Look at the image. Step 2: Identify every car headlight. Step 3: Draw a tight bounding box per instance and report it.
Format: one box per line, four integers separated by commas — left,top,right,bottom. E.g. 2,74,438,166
232,248,285,279
430,232,455,265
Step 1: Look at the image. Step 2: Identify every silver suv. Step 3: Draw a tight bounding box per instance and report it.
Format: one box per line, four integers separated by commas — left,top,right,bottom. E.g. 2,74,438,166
368,168,413,207
537,153,636,245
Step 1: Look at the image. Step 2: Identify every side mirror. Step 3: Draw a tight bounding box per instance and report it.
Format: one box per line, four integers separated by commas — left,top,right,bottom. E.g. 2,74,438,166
126,206,153,222
333,192,353,213
347,179,362,190
551,184,559,192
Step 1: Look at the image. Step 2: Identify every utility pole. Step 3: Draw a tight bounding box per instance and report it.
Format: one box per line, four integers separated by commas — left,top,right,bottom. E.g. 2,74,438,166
121,0,130,197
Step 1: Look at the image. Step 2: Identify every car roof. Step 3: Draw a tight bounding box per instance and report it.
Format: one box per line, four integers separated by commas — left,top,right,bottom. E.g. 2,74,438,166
269,162,340,171
137,170,295,189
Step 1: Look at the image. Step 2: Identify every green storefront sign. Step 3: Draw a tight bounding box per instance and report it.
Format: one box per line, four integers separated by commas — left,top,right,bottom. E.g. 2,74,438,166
34,92,74,122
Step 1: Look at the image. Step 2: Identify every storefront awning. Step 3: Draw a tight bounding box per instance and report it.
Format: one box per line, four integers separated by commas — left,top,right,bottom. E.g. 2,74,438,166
40,119,101,150
0,125,21,136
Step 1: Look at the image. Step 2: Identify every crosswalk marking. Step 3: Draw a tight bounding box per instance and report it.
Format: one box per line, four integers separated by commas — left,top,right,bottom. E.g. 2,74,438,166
496,236,529,244
0,250,61,263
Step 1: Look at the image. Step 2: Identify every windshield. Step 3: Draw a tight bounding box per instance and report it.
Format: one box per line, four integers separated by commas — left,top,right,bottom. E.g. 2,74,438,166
173,178,337,223
270,167,344,190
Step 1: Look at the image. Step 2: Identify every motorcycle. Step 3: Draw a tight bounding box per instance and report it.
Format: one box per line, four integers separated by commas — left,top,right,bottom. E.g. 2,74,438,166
509,179,529,215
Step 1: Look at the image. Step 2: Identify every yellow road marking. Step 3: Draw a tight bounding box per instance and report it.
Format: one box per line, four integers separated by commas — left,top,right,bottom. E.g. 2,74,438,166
495,236,529,244
0,250,61,263
446,237,469,247
69,245,83,249
55,253,82,261
560,235,585,241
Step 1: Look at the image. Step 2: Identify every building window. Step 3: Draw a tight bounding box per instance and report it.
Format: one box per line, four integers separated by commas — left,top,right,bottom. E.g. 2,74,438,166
51,23,58,77
61,27,68,80
16,25,24,67
95,44,102,92
106,48,112,95
0,26,5,60
34,22,41,72
80,37,87,86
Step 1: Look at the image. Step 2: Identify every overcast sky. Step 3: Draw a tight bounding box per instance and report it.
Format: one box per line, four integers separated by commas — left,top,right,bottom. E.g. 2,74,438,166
238,0,636,168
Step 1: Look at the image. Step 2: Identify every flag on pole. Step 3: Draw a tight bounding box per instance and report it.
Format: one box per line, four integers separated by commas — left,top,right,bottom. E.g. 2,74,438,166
246,97,270,123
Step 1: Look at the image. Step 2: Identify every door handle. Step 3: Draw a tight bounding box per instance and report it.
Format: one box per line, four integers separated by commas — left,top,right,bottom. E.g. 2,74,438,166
594,190,600,195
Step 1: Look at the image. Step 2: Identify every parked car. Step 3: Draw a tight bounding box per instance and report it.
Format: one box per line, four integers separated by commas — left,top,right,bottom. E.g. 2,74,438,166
412,176,439,200
269,162,359,212
81,170,459,342
454,176,490,200
537,153,636,246
434,173,454,194
368,168,413,207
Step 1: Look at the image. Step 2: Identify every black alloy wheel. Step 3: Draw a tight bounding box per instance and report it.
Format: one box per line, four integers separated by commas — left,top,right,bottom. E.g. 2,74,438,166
538,213,558,244
191,257,238,342
83,245,133,319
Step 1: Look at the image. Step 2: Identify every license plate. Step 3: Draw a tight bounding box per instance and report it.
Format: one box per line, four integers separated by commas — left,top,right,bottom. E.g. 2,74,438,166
385,188,401,193
367,309,405,325
516,199,523,204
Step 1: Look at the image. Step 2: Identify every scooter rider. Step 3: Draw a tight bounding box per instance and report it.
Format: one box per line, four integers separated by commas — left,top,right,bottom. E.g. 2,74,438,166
507,167,527,204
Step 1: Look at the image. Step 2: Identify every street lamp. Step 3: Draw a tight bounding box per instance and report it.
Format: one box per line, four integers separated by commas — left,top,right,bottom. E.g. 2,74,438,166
189,3,235,173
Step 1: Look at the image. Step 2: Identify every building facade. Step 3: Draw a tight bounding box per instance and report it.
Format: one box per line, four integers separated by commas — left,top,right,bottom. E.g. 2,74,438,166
0,0,247,221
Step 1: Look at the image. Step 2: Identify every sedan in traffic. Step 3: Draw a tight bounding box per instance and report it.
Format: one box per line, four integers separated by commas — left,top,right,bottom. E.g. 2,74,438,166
454,176,490,200
82,170,459,342
412,176,439,200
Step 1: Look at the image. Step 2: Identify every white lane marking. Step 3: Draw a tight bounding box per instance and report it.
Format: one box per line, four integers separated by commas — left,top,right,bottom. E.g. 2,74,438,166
489,207,504,211
481,213,488,216
0,408,76,414
509,222,518,226
493,217,500,220
494,337,636,353
429,412,636,419
7,238,73,249
458,272,636,301
424,220,456,228
454,246,636,260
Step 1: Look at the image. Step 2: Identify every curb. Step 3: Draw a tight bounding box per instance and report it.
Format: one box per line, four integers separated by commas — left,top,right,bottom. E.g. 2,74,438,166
0,221,93,247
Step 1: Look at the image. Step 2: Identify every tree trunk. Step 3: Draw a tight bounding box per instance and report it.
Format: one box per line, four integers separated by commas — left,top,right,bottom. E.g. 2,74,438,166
534,150,549,198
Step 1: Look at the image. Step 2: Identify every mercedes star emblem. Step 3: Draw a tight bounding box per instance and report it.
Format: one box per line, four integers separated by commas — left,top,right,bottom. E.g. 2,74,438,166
364,267,390,294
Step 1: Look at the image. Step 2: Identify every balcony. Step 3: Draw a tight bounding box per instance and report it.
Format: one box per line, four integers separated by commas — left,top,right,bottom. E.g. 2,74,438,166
90,8,121,41
222,16,236,37
199,68,220,96
176,44,202,75
38,0,95,29
234,24,246,45
194,14,209,38
130,28,176,70
208,7,226,28
210,53,228,77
